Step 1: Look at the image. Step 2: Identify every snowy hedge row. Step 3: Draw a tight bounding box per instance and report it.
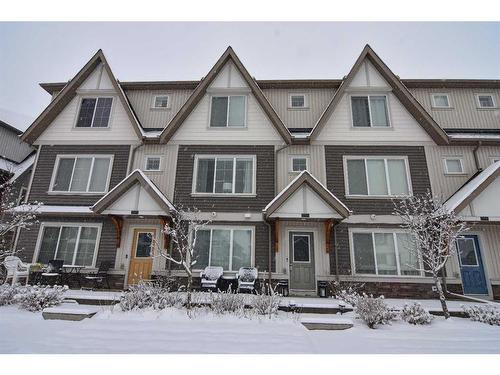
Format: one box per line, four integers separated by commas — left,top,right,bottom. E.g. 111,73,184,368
462,304,500,326
0,284,66,311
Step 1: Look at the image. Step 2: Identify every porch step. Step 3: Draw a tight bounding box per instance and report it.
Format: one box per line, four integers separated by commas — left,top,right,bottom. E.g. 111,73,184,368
300,316,354,330
42,303,99,321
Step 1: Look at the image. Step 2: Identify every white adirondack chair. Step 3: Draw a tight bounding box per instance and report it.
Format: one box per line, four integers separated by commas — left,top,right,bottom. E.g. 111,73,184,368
200,266,223,291
236,267,258,293
3,256,30,285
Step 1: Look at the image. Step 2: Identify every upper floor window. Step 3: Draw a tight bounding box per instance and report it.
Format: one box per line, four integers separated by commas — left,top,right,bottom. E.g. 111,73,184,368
289,94,307,109
345,156,411,197
145,156,162,171
36,223,100,267
51,155,113,193
290,156,308,172
210,95,246,128
431,93,451,108
194,226,253,271
194,155,255,195
153,95,169,109
476,94,496,108
351,95,389,127
351,230,422,276
443,157,465,175
76,97,113,128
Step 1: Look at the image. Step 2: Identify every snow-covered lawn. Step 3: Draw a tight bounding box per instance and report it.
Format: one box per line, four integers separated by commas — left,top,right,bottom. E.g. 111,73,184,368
1,304,499,354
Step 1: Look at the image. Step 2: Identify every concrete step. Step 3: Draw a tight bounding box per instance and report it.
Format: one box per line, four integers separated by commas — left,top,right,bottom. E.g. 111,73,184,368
42,304,99,321
300,316,354,330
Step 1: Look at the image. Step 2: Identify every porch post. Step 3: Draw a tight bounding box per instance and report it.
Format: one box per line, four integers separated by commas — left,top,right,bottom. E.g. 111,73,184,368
110,215,123,247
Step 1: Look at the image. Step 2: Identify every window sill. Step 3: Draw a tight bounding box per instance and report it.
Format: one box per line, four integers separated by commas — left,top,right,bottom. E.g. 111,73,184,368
287,107,310,111
431,106,454,110
476,107,498,110
444,173,468,177
144,169,163,173
191,193,257,198
72,127,111,130
47,191,106,196
351,125,393,130
150,107,171,111
206,126,248,130
345,195,411,199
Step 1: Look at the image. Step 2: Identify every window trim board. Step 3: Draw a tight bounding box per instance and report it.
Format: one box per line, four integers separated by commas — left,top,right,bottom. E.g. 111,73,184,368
288,93,309,109
430,93,452,109
32,222,103,268
289,155,310,173
151,94,170,110
48,154,115,195
475,93,497,109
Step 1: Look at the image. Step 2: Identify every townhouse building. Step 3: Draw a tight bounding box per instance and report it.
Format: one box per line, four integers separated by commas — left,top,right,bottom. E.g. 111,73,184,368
13,45,500,299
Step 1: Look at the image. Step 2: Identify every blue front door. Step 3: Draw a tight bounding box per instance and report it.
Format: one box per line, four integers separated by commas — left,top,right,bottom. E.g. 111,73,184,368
457,235,488,295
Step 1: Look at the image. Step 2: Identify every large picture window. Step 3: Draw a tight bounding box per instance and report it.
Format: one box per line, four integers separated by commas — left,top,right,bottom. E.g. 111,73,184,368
351,230,421,276
76,97,113,128
351,95,389,127
194,227,253,271
36,224,100,266
345,156,411,197
210,95,246,127
194,155,255,195
51,155,113,193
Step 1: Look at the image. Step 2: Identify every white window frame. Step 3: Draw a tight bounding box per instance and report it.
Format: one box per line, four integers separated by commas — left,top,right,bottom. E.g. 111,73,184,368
192,154,257,196
475,93,497,109
144,155,163,172
193,225,255,272
74,96,115,129
289,155,309,173
349,94,391,128
443,157,465,175
17,186,28,205
431,93,451,109
288,93,308,109
343,155,413,198
49,154,114,194
291,233,312,264
208,95,248,128
152,95,170,109
32,222,102,268
349,228,424,277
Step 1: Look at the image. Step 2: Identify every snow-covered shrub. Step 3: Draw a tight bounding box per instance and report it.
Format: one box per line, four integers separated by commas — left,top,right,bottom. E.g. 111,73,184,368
0,283,21,306
401,302,433,325
120,280,184,311
209,289,245,315
354,293,397,329
462,304,500,326
14,285,66,312
329,280,365,307
251,286,281,317
156,291,184,309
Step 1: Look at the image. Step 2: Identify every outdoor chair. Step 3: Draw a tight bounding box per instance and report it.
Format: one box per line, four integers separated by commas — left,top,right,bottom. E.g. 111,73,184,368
41,259,64,285
3,256,30,285
84,261,111,289
200,266,223,291
236,267,258,293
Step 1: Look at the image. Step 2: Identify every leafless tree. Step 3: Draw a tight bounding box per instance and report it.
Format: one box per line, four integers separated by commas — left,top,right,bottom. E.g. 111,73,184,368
153,206,211,310
394,192,468,319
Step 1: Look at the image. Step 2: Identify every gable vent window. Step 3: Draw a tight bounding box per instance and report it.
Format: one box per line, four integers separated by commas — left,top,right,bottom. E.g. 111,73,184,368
210,95,246,128
145,156,162,171
477,94,496,108
444,158,465,174
291,156,308,172
153,95,169,108
431,94,451,108
289,94,307,109
76,97,113,128
351,95,389,127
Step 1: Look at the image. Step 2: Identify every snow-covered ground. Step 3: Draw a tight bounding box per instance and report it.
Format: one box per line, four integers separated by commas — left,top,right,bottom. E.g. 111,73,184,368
1,304,499,354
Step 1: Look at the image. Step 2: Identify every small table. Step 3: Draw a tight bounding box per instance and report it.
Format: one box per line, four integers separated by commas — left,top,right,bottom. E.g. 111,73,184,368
62,265,86,288
221,274,237,292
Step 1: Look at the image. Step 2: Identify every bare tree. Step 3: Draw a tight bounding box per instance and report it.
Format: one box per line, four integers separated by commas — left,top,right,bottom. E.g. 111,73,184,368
394,192,467,319
153,206,211,310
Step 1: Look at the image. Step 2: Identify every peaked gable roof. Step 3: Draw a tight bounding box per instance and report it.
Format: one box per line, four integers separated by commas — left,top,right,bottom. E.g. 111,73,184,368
263,170,351,219
444,162,500,214
21,50,143,144
92,169,175,215
309,45,449,145
159,47,292,144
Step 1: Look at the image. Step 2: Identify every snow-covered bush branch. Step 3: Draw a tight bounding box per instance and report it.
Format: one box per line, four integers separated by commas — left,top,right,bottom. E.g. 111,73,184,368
209,288,246,315
393,191,468,319
401,302,433,325
354,294,397,329
0,284,66,311
462,304,500,326
251,285,281,317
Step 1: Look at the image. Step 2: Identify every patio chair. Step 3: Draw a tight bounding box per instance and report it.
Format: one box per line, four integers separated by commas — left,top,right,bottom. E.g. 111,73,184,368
41,259,64,285
84,261,112,289
200,266,223,291
236,267,258,293
3,256,30,285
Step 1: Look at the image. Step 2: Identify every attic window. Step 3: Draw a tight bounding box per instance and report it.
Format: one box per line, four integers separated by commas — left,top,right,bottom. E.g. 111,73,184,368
476,94,496,108
351,95,389,127
289,94,307,109
153,95,169,109
444,158,465,175
210,95,246,128
145,156,162,171
76,97,113,128
431,94,451,108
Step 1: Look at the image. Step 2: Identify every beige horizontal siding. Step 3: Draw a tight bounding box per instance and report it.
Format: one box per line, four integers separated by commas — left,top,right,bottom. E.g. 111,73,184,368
276,145,326,191
263,88,335,129
410,88,500,129
125,89,193,129
132,144,179,200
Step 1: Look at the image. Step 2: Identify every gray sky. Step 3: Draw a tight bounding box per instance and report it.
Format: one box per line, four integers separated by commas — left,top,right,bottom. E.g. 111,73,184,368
1,22,499,131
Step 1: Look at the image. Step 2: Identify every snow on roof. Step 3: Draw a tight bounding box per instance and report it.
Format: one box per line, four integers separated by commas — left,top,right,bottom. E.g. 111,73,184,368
0,156,16,172
7,154,35,184
444,161,500,213
263,170,351,214
11,205,94,214
448,133,500,140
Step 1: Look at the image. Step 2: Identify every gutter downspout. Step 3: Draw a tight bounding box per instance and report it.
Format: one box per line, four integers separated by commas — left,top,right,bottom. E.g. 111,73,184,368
127,142,142,174
333,222,340,281
473,141,482,172
264,219,273,290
